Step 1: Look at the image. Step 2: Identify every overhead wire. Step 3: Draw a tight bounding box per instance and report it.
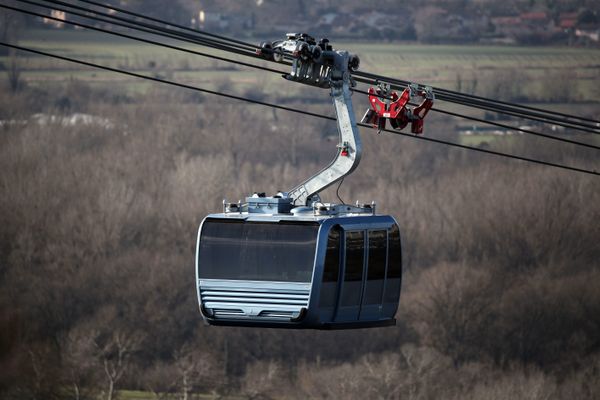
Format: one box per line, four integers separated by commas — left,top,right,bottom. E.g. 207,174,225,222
8,1,600,152
37,0,297,67
76,0,258,50
4,2,600,158
43,0,280,53
34,0,600,134
39,0,600,132
23,1,599,150
28,0,290,71
29,0,258,57
1,2,287,75
70,0,600,129
1,41,597,177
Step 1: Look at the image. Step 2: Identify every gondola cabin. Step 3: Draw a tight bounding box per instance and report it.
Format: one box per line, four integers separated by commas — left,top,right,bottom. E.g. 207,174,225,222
195,35,407,329
195,197,402,329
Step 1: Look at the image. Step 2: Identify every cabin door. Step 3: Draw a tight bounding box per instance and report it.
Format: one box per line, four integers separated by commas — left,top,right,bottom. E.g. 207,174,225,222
334,230,365,321
358,230,387,320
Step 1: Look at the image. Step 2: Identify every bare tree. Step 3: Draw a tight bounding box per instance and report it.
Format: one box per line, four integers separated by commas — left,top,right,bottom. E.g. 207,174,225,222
242,360,285,400
94,330,144,400
172,343,212,400
413,6,450,42
144,362,178,400
361,354,404,399
405,263,497,366
60,328,100,400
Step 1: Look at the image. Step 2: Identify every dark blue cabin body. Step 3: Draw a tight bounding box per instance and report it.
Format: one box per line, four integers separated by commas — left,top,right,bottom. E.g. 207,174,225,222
196,213,402,329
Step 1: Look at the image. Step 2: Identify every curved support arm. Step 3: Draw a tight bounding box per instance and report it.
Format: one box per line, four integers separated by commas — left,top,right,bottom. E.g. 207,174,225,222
287,80,362,205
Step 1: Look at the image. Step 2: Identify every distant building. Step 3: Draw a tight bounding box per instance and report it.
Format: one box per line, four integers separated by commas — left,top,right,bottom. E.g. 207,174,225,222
491,11,559,44
520,12,550,26
42,10,66,28
196,10,254,32
491,16,523,37
559,12,578,30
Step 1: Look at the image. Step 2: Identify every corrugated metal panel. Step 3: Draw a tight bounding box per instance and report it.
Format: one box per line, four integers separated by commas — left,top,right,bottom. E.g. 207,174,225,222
199,280,310,321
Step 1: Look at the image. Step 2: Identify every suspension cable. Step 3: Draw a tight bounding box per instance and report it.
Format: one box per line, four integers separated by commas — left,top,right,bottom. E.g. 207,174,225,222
7,0,600,149
31,0,600,134
68,0,600,128
1,2,286,75
38,0,286,63
1,41,597,177
31,0,257,57
76,0,257,50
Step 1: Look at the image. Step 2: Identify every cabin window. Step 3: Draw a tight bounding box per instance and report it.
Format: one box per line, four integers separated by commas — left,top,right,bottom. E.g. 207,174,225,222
341,231,364,306
364,230,387,305
322,226,341,282
198,220,318,282
319,226,341,307
384,224,402,302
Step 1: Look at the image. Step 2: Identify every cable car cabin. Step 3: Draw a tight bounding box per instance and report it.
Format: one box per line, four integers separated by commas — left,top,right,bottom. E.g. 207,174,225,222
195,201,402,329
195,38,406,329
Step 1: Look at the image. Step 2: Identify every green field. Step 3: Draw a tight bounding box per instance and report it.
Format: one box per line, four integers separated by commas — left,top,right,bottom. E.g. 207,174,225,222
119,390,232,400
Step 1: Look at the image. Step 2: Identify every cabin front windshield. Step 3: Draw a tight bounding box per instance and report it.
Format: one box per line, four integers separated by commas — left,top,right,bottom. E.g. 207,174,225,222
198,220,319,282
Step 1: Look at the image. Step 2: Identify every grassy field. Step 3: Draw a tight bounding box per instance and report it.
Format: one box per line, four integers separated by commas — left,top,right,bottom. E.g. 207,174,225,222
119,390,230,400
119,390,237,400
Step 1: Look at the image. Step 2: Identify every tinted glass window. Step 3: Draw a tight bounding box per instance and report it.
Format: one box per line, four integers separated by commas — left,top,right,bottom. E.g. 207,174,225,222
341,231,364,306
367,230,386,280
322,226,341,282
319,226,341,307
387,225,401,278
384,224,402,303
364,230,386,305
198,219,318,282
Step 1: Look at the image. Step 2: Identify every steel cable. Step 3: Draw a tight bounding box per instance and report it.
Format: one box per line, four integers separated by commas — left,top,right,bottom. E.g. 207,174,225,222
1,41,597,177
71,0,600,129
32,0,258,57
33,0,600,133
1,2,287,75
76,0,258,50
